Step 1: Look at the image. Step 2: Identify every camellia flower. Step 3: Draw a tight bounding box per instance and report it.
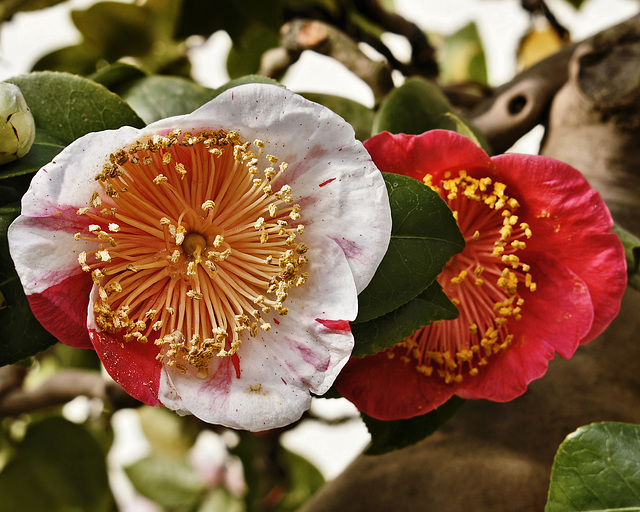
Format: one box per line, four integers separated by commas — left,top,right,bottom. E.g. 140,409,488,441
8,84,391,430
335,129,626,420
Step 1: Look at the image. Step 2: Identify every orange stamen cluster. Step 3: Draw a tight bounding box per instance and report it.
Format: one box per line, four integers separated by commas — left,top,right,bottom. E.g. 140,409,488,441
75,129,309,378
395,170,536,384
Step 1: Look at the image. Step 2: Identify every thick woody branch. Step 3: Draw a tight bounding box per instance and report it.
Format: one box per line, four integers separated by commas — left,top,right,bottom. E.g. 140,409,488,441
469,14,640,154
0,366,140,416
468,43,575,154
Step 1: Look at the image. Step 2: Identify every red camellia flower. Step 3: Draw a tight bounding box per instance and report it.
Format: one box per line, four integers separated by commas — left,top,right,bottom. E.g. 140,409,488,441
335,129,627,420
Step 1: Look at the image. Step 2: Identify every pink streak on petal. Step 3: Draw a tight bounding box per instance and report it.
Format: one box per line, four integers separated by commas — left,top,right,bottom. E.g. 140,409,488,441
27,272,93,349
26,204,95,234
329,236,365,264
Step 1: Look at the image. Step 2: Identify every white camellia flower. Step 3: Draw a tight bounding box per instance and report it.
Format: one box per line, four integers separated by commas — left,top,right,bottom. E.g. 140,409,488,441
8,83,391,431
0,82,36,165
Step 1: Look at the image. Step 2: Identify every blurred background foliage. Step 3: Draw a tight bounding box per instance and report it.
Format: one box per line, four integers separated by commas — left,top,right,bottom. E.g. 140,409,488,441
1,0,635,511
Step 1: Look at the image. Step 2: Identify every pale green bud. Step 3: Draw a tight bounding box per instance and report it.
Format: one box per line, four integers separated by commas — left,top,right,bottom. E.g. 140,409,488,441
0,83,35,165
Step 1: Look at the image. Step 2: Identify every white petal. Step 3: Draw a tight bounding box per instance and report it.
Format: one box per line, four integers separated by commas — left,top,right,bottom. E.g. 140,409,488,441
8,126,140,293
158,238,357,431
149,84,391,292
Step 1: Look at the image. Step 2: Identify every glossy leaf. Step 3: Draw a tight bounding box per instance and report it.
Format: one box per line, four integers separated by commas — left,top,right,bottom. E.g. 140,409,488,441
301,92,374,142
352,282,458,358
612,225,639,289
71,2,155,60
125,454,206,510
517,20,566,71
545,422,640,511
212,75,282,98
117,75,217,124
199,487,245,512
227,23,280,79
0,205,57,365
439,22,488,85
363,397,465,455
175,0,282,40
0,417,115,512
7,72,145,143
1,72,145,182
356,172,464,323
31,43,104,75
276,449,325,512
563,0,587,10
90,62,148,91
372,77,489,152
0,0,67,21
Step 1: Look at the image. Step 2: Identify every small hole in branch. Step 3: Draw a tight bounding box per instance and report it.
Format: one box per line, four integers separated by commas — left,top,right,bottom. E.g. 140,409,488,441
508,95,528,115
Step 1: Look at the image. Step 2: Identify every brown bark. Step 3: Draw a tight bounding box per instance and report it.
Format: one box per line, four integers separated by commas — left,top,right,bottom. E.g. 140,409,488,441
302,13,640,512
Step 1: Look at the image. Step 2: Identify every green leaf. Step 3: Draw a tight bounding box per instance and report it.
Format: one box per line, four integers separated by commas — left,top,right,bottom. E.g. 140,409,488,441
363,396,465,455
0,417,115,512
175,0,282,40
8,71,145,144
612,224,640,291
117,75,217,124
563,0,587,9
356,173,464,323
352,282,458,358
545,422,640,512
125,454,206,510
1,72,145,185
212,75,282,98
71,1,155,60
227,23,280,79
90,62,148,91
439,22,488,86
300,92,373,142
0,205,57,365
0,131,65,180
31,43,103,76
199,487,245,512
276,449,325,512
372,77,490,152
0,0,67,21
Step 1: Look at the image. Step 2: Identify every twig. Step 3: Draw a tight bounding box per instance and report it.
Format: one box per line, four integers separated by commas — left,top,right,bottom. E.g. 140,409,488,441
0,367,140,416
264,19,394,105
353,0,439,78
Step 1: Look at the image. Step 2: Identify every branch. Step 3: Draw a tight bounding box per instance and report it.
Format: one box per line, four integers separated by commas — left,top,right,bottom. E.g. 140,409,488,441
468,43,575,153
260,19,394,105
469,14,640,154
353,0,438,78
0,366,140,416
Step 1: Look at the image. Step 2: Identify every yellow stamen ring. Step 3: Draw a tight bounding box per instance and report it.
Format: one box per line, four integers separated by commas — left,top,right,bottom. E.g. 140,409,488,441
395,171,536,384
76,130,308,378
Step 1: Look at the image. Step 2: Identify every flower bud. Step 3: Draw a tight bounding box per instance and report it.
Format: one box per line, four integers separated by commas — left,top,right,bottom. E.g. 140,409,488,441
0,83,36,165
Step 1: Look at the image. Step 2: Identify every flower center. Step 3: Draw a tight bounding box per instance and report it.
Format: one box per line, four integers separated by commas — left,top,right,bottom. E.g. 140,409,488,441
182,232,207,257
75,129,309,377
394,170,536,384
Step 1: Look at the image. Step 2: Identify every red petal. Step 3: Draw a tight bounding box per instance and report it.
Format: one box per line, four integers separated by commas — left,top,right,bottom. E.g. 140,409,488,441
364,130,494,182
491,153,626,342
27,272,93,349
458,251,593,401
335,349,455,420
89,329,162,406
